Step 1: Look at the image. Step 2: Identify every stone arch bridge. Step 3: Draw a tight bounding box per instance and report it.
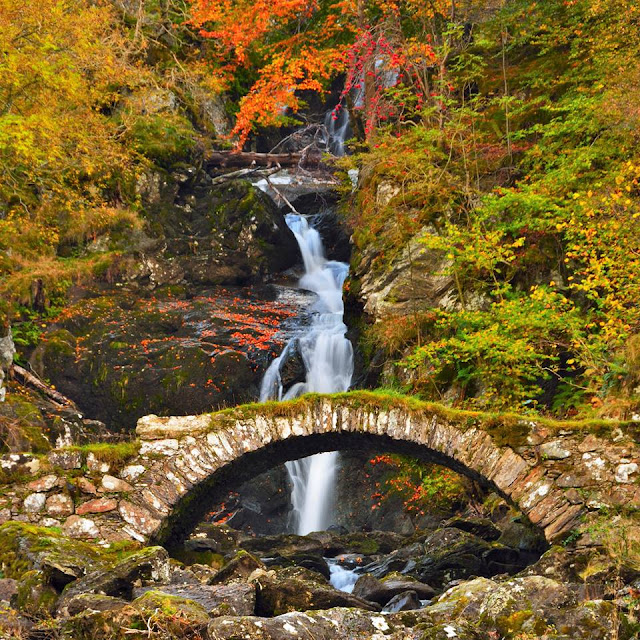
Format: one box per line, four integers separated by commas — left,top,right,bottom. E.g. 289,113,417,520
6,392,639,546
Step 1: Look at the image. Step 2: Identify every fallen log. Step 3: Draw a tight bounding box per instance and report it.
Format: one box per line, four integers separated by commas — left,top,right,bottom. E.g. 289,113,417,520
12,364,80,411
205,151,303,168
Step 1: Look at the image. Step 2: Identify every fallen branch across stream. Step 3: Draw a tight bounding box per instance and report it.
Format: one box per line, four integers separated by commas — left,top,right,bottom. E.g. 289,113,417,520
209,166,282,186
205,151,303,168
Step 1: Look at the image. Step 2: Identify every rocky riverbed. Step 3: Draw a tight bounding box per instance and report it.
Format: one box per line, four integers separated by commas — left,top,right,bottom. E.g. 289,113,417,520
0,501,635,639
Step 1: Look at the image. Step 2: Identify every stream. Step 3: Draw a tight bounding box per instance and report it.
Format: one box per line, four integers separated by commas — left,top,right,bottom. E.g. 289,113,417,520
259,212,354,537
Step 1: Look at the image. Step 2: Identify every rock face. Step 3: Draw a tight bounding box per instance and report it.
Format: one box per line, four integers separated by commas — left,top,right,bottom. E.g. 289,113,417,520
355,227,460,319
30,284,305,428
134,177,299,288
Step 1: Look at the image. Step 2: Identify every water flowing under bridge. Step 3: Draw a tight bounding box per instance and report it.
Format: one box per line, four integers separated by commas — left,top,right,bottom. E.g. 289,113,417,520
7,392,639,546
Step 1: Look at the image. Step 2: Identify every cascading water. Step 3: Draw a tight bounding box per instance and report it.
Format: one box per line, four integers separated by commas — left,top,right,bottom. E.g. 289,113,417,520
324,108,350,156
260,213,353,535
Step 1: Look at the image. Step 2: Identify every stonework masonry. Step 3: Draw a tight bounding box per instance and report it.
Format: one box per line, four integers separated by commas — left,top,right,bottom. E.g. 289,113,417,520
0,394,637,546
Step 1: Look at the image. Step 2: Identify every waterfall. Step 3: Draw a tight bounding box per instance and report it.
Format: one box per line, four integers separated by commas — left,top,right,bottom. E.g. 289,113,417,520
324,108,350,157
260,213,353,535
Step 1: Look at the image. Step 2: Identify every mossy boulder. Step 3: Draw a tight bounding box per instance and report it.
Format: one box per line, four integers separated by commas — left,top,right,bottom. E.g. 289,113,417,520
255,566,380,616
57,547,170,615
0,522,104,582
209,550,265,585
13,570,58,618
0,394,50,453
132,589,210,632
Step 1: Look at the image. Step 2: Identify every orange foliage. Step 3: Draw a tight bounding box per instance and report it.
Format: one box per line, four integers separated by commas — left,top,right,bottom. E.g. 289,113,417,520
190,0,451,147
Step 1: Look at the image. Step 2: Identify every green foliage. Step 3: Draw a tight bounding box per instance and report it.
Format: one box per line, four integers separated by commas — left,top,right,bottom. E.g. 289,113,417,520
127,113,197,167
370,454,469,515
401,291,587,410
346,0,640,417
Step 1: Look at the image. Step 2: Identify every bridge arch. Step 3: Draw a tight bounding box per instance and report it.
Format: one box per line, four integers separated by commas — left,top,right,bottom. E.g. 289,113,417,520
97,392,637,547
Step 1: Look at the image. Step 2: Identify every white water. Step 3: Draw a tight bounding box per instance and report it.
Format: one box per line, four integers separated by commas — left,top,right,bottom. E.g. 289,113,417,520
324,108,350,156
327,559,359,593
260,213,353,535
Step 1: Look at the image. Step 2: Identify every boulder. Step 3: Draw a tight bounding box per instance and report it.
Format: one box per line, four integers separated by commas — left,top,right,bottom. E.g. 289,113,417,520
186,523,240,554
134,582,256,617
414,527,528,587
209,550,265,585
138,178,299,287
0,522,103,584
62,593,129,617
382,589,421,613
445,517,501,541
13,570,58,617
353,573,435,605
56,547,170,615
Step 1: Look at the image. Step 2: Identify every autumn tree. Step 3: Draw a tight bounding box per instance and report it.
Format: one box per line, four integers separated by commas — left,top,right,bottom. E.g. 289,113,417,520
190,0,456,147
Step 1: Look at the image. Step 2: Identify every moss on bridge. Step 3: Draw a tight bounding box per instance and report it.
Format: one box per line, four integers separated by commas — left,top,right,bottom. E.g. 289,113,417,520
206,389,638,449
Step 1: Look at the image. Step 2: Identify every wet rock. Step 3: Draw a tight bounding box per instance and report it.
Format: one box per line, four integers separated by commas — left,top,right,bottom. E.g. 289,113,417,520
414,527,527,588
187,523,240,554
445,517,501,541
358,541,424,578
139,179,299,286
210,550,265,584
255,566,381,616
353,573,435,605
239,533,325,559
323,530,407,556
31,284,303,429
382,589,421,613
